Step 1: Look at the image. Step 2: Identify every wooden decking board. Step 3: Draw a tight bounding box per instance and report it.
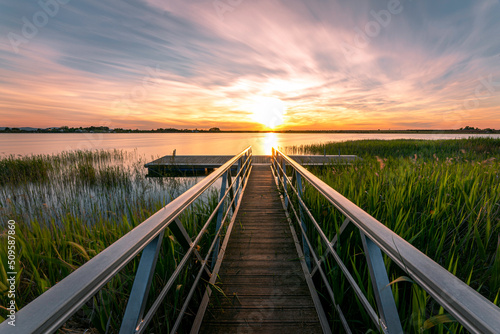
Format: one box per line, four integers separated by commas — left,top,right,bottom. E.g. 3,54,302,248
145,154,359,170
223,240,295,248
199,165,323,333
214,275,307,285
201,324,320,334
209,294,316,305
204,284,312,298
203,307,319,322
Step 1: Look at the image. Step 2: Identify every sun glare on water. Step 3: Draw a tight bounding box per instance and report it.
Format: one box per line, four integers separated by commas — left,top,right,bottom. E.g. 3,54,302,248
249,97,286,129
262,132,278,155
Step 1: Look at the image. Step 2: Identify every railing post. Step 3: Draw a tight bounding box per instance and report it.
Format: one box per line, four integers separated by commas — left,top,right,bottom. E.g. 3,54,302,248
360,232,403,334
277,154,280,179
272,148,276,172
246,151,250,179
296,173,311,270
274,151,280,184
119,230,165,334
227,169,236,213
245,153,250,183
242,153,248,186
235,157,241,205
282,158,288,208
248,149,253,177
211,171,228,269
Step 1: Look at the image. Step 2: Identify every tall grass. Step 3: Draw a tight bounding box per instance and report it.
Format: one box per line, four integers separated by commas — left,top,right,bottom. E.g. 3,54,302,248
285,137,500,160
0,149,129,186
0,149,218,332
286,138,500,333
0,149,194,227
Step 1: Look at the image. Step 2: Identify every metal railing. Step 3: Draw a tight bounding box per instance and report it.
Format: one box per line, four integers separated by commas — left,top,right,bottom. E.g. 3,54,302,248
271,147,500,334
2,147,253,334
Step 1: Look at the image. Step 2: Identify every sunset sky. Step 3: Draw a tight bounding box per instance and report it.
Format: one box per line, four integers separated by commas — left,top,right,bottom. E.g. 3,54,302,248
1,0,499,130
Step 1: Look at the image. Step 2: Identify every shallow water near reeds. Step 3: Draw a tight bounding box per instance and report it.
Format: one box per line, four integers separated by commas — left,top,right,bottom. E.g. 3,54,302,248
0,149,209,227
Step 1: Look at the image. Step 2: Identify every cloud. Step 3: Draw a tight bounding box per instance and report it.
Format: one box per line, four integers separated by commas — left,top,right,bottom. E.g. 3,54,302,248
0,0,499,129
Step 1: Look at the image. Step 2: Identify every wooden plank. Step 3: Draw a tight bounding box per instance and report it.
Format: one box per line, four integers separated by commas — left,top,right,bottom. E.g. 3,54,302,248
206,294,316,308
145,154,359,169
201,323,321,334
199,165,323,334
203,307,319,322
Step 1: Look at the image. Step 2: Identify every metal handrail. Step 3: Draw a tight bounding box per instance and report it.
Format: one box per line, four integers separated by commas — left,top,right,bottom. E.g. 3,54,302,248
3,146,252,334
271,147,500,334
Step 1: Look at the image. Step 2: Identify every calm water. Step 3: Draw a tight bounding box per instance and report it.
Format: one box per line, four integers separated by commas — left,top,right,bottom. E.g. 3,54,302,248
1,133,500,157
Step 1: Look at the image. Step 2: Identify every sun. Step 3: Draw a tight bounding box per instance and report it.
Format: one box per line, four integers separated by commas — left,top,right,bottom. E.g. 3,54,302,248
249,97,286,129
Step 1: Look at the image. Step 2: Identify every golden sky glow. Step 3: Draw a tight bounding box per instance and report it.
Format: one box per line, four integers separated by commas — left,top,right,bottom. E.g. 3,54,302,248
1,0,500,130
248,97,286,129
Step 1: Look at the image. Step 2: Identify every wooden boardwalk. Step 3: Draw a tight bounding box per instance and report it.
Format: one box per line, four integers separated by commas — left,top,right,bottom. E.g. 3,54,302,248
145,154,359,174
199,165,324,334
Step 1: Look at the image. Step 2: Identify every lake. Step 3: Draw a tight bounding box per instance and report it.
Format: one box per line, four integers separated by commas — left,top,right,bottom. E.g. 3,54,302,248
1,133,500,157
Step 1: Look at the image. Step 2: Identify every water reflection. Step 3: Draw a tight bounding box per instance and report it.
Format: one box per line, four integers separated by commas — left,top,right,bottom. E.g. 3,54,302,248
0,150,202,227
262,132,278,155
1,133,500,157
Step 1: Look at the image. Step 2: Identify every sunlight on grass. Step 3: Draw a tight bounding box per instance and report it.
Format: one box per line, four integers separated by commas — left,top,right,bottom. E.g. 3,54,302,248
286,138,500,333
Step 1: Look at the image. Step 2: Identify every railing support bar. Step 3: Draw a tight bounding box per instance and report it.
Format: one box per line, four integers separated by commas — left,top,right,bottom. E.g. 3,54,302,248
170,172,250,334
311,217,351,277
276,165,352,333
211,171,228,269
242,153,248,187
273,150,384,327
360,232,403,334
227,169,236,213
190,165,253,334
296,173,311,270
119,230,165,334
274,150,281,186
3,146,253,334
139,159,252,332
271,166,331,334
235,158,241,204
282,158,288,208
169,218,212,277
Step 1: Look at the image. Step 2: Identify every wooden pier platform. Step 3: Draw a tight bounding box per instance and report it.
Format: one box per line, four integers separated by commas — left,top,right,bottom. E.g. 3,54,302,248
199,165,324,333
145,154,359,175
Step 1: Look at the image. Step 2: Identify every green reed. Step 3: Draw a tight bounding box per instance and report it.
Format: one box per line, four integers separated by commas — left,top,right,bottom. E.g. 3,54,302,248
0,149,220,333
286,138,500,333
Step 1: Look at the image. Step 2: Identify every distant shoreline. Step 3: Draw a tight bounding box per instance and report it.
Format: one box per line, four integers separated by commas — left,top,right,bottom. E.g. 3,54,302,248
1,128,499,135
1,131,499,134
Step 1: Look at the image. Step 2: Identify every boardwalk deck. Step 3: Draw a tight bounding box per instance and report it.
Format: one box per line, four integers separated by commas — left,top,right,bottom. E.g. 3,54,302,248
199,165,324,334
145,154,359,174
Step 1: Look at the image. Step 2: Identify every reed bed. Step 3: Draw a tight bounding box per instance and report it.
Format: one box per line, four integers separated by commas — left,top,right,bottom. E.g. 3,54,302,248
0,149,218,332
286,138,500,333
3,139,499,333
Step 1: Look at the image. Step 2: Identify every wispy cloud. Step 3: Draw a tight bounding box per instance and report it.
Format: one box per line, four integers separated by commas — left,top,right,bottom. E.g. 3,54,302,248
0,0,499,129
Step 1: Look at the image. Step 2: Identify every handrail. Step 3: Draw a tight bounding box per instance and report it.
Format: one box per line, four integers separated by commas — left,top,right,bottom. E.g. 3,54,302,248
271,147,500,334
3,146,252,334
